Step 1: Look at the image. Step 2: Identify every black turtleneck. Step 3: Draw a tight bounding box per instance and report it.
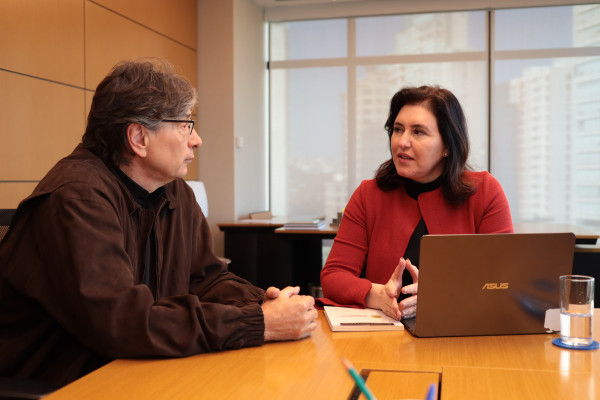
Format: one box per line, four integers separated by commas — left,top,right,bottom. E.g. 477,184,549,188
114,168,166,210
114,168,166,298
399,176,442,298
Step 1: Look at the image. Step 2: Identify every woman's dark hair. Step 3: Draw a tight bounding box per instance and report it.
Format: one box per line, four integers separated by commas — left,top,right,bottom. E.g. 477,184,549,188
375,85,474,203
82,58,197,166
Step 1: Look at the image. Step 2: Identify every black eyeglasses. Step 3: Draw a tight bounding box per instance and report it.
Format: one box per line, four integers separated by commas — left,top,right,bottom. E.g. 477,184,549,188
161,119,195,135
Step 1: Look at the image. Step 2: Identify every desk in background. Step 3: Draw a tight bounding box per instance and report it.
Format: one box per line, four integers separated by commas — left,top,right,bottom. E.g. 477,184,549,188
513,222,599,245
220,220,598,293
573,242,600,302
218,220,337,293
45,309,600,400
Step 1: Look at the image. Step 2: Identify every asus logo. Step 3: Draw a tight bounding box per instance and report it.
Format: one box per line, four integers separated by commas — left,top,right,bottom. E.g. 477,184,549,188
482,283,509,290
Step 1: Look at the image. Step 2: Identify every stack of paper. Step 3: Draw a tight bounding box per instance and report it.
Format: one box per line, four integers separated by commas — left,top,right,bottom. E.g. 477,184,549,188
324,306,404,332
283,216,326,230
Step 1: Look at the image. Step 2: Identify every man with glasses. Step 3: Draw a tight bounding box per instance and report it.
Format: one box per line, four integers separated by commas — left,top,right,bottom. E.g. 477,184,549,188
0,58,317,388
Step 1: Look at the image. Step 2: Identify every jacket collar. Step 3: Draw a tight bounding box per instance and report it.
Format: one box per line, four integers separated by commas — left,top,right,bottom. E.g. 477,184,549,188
69,144,179,213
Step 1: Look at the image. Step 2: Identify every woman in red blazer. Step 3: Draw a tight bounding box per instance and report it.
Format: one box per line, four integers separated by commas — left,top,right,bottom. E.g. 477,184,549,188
320,86,513,320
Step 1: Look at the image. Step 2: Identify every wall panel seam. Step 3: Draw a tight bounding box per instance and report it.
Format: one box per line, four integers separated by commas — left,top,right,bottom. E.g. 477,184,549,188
88,0,197,51
0,68,92,92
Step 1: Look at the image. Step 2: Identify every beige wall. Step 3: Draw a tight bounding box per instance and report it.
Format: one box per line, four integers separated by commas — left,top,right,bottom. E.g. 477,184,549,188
233,0,268,220
197,0,236,256
0,0,198,209
197,0,267,256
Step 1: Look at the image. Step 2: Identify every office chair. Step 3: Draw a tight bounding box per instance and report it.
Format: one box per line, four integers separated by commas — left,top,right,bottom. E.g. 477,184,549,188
0,209,16,242
186,181,231,265
0,209,58,399
0,377,57,400
186,181,209,217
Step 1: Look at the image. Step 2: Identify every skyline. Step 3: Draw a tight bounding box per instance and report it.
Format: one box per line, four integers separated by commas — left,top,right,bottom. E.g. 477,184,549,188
269,5,599,231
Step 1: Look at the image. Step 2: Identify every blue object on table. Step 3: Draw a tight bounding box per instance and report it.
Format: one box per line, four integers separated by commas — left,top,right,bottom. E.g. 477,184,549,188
425,382,437,400
552,338,599,350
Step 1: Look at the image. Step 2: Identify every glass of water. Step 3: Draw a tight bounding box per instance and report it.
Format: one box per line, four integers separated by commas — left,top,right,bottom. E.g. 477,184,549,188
559,275,594,346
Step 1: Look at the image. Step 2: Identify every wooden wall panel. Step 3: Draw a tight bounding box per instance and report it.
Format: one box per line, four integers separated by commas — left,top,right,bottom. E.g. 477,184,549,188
85,1,197,91
0,0,197,206
0,0,84,87
91,0,197,49
0,70,85,180
0,183,39,209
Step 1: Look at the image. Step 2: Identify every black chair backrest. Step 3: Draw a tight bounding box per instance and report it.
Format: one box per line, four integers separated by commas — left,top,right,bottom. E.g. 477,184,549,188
0,209,16,242
0,210,61,398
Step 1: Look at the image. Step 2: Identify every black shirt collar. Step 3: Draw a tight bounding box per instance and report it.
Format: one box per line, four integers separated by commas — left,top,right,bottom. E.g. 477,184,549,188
405,176,443,200
114,168,166,209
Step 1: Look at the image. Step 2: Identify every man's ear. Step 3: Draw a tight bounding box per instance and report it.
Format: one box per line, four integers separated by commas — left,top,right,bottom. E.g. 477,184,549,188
126,123,149,158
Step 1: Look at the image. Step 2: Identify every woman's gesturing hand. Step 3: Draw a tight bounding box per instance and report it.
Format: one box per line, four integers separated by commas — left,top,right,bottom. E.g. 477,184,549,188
366,257,416,320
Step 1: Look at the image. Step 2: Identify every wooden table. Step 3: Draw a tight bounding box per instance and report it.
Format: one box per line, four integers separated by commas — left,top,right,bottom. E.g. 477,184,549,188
46,310,599,400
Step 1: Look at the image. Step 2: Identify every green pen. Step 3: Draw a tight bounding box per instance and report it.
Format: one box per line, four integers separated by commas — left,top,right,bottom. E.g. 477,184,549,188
341,357,377,400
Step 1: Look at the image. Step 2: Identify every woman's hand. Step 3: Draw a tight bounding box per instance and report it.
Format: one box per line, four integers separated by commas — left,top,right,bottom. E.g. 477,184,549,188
365,257,413,320
399,261,419,319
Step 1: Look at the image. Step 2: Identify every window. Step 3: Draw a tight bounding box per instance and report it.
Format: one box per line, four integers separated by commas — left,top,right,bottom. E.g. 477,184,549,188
491,5,600,230
269,5,600,232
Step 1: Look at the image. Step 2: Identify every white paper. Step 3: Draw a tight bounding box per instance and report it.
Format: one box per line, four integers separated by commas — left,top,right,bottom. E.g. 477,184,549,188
544,308,560,332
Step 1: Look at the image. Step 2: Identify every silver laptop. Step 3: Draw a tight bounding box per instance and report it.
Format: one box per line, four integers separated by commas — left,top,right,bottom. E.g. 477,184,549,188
402,233,575,337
